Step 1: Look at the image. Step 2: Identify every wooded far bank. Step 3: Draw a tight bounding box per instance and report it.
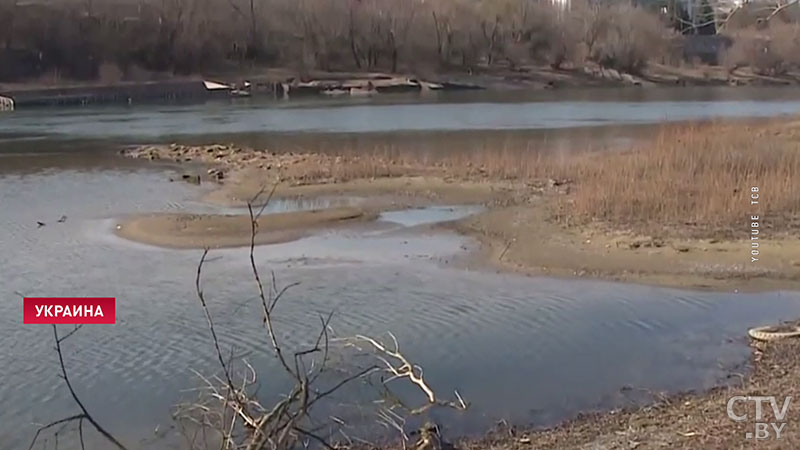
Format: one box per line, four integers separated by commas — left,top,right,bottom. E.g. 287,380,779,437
1,0,799,86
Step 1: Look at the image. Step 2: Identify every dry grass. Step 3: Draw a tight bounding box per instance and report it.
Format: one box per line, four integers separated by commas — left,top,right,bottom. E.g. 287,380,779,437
557,123,800,236
329,138,596,181
131,120,800,238
340,121,800,237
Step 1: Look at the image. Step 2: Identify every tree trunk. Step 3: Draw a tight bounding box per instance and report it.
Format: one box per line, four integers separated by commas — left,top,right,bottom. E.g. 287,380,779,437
389,30,398,72
248,0,259,58
349,4,361,68
432,11,443,63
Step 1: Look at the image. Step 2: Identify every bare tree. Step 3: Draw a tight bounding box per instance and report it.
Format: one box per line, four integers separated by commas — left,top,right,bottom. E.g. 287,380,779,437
224,0,263,58
723,22,800,75
348,0,363,69
0,0,19,50
574,0,610,57
1,0,692,81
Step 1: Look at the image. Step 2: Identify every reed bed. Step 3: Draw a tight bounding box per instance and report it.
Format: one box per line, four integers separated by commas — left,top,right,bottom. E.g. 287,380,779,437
558,123,800,235
135,121,800,237
325,121,800,236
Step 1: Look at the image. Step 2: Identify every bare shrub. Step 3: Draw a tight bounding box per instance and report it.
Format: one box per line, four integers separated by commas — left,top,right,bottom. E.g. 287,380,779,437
29,193,468,450
573,0,613,59
543,10,586,69
172,196,468,449
724,23,800,75
724,30,780,74
0,0,677,81
770,23,800,68
426,0,474,67
590,3,674,74
509,3,573,68
360,0,420,72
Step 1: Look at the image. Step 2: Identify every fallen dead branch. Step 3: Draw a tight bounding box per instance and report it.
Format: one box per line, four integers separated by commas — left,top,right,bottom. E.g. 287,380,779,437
174,184,468,449
336,333,468,415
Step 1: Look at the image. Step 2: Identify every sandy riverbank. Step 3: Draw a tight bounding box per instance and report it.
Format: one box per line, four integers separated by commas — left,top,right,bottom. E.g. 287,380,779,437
116,127,800,449
121,120,800,291
115,207,374,249
452,203,800,292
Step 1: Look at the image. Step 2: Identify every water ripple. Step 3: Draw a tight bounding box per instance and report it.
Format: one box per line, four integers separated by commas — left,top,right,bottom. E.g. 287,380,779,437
2,165,800,450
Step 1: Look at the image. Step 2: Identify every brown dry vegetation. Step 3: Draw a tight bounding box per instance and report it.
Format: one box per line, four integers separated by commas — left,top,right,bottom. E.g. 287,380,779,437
334,122,800,238
0,0,678,83
724,22,800,76
129,120,800,240
2,0,800,86
552,123,800,237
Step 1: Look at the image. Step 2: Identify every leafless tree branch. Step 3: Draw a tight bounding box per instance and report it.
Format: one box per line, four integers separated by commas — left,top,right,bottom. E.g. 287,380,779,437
29,325,129,450
177,190,467,450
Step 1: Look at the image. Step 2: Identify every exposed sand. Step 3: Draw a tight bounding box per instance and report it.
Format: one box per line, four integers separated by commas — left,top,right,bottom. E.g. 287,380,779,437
452,200,800,292
119,134,800,449
115,207,375,249
122,137,800,291
206,170,514,207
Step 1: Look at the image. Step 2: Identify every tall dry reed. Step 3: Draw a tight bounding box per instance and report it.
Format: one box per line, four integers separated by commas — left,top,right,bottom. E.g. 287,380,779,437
324,121,800,236
558,123,800,235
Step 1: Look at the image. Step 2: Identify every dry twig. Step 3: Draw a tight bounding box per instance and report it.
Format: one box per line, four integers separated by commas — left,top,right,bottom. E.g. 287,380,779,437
174,183,467,449
29,325,129,450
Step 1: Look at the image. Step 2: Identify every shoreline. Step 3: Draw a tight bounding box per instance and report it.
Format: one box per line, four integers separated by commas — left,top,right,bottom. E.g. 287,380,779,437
453,330,800,450
5,64,800,109
119,131,800,292
450,203,800,293
111,134,800,448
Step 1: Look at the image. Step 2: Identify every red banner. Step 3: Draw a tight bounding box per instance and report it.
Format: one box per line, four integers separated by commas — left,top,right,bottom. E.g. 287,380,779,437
23,298,116,324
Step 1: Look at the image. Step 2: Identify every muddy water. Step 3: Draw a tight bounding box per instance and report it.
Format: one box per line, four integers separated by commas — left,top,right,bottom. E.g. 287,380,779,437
2,152,800,449
4,87,800,140
4,90,800,448
5,87,800,176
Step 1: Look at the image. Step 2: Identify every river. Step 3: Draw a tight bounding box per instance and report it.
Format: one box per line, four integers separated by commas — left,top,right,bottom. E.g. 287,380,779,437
2,87,800,449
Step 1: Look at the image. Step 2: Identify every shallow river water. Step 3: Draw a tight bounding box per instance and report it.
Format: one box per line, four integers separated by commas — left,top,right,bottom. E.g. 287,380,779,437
4,87,800,139
3,89,800,449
